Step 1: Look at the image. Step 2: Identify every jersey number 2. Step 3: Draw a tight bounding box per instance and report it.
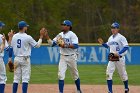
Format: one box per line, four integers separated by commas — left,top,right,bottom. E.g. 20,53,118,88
17,39,21,48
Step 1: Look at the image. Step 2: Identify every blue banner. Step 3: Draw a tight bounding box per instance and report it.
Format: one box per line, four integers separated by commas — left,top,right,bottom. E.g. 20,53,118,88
3,45,140,65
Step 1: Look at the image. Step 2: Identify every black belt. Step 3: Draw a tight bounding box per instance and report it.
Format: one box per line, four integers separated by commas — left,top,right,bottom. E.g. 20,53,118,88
62,54,74,56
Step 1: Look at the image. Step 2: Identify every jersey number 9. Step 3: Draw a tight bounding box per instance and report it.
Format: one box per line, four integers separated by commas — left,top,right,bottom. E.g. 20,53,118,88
17,39,21,48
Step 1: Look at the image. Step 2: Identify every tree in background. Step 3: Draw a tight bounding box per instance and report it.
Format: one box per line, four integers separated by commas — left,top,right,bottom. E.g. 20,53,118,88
0,0,140,43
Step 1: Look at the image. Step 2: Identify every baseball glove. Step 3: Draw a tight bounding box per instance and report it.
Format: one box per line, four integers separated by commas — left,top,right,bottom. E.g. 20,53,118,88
56,36,64,46
108,53,119,61
7,58,14,72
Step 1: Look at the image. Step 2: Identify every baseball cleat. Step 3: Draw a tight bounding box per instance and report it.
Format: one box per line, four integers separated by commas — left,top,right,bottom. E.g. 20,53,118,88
125,88,129,93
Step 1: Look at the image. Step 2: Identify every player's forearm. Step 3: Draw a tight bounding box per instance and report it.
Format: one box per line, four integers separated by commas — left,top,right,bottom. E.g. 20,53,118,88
39,35,43,39
45,34,54,46
46,38,53,46
46,35,50,40
35,39,42,48
8,37,12,45
0,41,5,52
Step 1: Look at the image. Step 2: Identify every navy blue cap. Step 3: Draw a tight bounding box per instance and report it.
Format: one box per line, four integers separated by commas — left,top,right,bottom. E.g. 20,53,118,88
62,20,72,26
18,21,29,28
111,22,120,28
0,21,5,27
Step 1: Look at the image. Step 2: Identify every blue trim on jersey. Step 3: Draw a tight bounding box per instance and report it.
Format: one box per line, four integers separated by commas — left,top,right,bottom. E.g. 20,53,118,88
9,47,13,58
73,44,79,49
102,43,109,48
5,46,13,57
5,46,10,51
119,46,129,55
52,41,57,47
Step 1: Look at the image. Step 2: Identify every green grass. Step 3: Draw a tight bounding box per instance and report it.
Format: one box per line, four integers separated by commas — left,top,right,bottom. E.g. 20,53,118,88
6,65,140,85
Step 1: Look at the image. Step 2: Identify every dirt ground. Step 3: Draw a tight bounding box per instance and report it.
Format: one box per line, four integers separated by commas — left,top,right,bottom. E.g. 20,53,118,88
5,84,140,93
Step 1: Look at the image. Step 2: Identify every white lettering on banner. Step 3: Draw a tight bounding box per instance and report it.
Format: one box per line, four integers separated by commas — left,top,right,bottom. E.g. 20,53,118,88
47,47,59,63
126,47,131,62
46,46,132,64
88,47,99,62
78,47,86,62
99,47,108,62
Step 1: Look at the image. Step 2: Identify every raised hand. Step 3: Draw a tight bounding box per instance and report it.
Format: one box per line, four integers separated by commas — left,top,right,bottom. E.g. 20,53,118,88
40,28,46,38
8,30,14,38
98,38,104,44
44,28,50,40
8,29,15,45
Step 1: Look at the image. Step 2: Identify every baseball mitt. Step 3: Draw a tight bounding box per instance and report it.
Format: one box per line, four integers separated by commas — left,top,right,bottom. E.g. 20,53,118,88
56,36,64,46
7,58,14,72
108,53,119,61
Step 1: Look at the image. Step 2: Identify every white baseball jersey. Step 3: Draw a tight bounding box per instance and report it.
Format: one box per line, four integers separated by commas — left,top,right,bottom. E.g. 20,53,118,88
0,37,2,45
106,33,128,81
0,34,9,57
53,31,78,55
0,34,8,84
54,31,80,80
106,33,128,55
11,32,37,56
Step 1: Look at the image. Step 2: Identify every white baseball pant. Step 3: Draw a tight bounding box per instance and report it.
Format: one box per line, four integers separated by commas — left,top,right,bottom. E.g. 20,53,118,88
0,57,7,84
13,56,31,83
58,54,79,80
106,56,128,81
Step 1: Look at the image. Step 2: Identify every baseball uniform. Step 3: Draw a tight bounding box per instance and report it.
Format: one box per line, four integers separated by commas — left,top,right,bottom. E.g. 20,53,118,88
0,22,9,93
47,20,82,93
102,22,129,93
11,21,42,93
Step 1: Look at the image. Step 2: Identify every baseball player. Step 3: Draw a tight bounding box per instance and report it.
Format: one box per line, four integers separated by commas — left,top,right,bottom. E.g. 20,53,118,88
0,21,10,93
98,22,129,93
8,21,46,93
45,20,82,93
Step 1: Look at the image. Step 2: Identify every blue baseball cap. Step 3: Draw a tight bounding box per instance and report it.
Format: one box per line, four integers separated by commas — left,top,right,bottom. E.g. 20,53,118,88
18,21,29,28
111,22,120,28
0,21,5,27
62,20,72,26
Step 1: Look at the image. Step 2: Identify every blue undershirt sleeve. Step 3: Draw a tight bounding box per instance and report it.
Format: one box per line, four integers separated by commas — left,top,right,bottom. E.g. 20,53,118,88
52,41,57,47
73,44,79,49
119,46,129,55
8,47,13,58
102,43,109,48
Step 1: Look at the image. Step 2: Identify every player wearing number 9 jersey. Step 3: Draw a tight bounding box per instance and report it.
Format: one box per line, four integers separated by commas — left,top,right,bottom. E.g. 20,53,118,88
8,21,45,93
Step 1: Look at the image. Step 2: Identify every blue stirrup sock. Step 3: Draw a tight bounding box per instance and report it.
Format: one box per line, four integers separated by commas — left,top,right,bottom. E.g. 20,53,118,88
75,78,81,91
22,82,28,93
13,83,18,93
107,80,113,93
0,84,5,93
59,80,64,93
123,80,128,89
